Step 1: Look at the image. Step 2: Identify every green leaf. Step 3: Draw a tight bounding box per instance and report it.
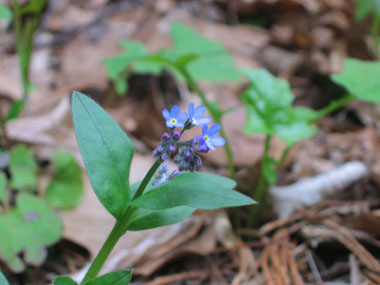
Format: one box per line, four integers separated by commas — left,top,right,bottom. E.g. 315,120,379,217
9,193,63,265
355,0,380,20
331,58,380,104
169,23,241,81
242,68,317,145
9,145,37,192
54,276,78,285
6,99,24,122
45,149,84,210
0,214,24,272
0,172,7,204
83,270,132,285
126,206,195,231
0,4,12,20
0,194,63,272
132,173,255,210
72,91,134,219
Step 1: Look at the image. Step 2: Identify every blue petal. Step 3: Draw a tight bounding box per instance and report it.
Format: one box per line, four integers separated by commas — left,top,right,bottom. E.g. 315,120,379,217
166,121,174,128
188,103,194,117
206,140,216,151
210,136,225,147
202,124,208,136
177,112,188,122
208,124,221,136
174,122,185,128
162,109,170,120
197,117,212,126
171,105,180,117
194,105,206,118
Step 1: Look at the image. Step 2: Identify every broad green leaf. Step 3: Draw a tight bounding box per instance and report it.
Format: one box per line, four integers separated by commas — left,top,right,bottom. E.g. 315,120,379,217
0,214,24,272
9,193,63,265
0,172,6,204
331,58,380,104
0,194,62,272
45,149,84,210
242,68,317,145
9,145,37,191
83,270,132,285
54,276,78,285
0,4,12,20
72,91,134,219
132,173,254,210
126,206,195,231
169,23,241,81
0,270,9,285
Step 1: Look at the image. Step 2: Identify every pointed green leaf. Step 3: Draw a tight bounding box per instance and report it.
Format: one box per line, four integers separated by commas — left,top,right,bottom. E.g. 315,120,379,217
0,172,7,204
126,206,195,231
9,145,37,192
45,149,84,210
83,270,132,285
54,276,78,285
6,99,24,122
72,91,134,219
331,58,380,104
132,173,255,210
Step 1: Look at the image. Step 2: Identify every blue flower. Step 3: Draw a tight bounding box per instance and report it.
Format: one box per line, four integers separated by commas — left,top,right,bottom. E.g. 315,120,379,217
188,103,212,126
202,123,225,151
192,136,209,153
162,105,188,128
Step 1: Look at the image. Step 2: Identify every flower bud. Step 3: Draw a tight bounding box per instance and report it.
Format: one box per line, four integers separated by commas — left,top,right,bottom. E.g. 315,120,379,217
173,131,181,140
169,144,177,153
161,132,170,141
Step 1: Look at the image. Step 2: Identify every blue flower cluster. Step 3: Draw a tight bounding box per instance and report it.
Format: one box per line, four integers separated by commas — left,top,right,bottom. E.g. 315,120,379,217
153,103,225,176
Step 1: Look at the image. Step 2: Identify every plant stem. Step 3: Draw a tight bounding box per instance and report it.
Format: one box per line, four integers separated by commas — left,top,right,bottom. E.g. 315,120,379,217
82,159,161,282
249,134,271,227
371,15,380,58
312,94,355,123
179,67,236,178
132,159,161,200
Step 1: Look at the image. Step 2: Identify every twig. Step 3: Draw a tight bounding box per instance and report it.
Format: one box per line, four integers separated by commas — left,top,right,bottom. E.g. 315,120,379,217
306,250,323,284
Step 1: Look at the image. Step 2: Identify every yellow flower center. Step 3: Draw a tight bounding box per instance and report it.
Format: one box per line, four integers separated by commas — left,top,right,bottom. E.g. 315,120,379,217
171,118,177,124
204,135,209,142
194,140,199,147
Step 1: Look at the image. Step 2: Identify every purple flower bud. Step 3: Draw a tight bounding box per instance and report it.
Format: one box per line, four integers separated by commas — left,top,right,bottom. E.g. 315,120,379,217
193,155,202,167
173,131,181,140
169,144,177,153
169,169,180,180
185,150,192,158
153,149,159,158
160,152,169,162
162,132,170,141
157,144,164,153
158,162,169,174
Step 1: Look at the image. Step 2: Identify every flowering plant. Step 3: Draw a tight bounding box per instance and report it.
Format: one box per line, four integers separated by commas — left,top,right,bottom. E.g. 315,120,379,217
52,91,255,284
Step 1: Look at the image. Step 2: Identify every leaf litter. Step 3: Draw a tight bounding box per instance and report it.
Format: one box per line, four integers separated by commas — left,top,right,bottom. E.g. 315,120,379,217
1,0,380,283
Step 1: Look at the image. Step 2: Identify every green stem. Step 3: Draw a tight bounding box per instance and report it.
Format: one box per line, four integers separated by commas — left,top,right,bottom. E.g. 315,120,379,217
275,145,292,173
312,94,355,123
132,159,161,200
178,67,236,178
371,15,380,58
82,159,161,282
249,134,271,227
